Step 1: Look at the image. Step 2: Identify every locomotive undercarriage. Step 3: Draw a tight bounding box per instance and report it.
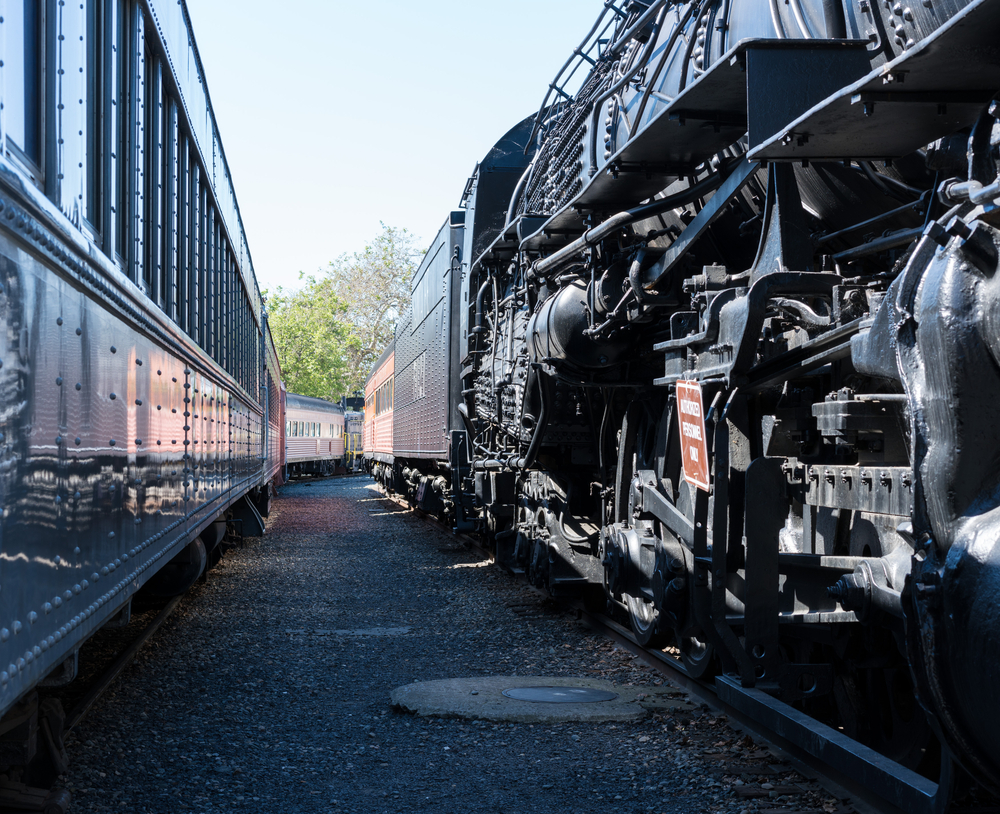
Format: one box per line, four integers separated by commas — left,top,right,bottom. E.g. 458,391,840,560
463,139,1000,805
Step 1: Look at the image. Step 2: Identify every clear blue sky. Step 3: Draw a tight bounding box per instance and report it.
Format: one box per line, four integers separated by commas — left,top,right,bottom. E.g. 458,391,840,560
185,0,606,293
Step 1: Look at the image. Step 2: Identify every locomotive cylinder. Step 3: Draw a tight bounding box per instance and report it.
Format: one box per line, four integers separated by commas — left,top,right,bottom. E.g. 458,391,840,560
527,281,629,369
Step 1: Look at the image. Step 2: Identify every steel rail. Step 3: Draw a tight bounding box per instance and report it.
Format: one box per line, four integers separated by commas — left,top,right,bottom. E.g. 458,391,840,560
64,595,184,733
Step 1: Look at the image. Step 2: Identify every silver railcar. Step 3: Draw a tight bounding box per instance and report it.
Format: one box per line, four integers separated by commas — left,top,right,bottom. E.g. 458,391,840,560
284,392,345,477
0,0,281,793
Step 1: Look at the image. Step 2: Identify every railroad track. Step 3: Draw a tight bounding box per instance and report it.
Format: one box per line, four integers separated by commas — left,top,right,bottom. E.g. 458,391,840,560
379,487,998,814
0,596,185,814
61,595,183,734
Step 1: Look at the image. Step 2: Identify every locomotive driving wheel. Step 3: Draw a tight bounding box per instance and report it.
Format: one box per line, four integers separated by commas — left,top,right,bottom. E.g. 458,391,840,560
615,403,670,648
612,398,718,675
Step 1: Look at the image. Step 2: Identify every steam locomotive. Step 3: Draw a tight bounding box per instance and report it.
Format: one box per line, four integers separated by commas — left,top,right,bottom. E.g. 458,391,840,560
365,0,1000,805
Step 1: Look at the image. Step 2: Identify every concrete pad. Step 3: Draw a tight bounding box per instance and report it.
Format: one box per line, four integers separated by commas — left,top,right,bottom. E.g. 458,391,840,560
390,676,687,723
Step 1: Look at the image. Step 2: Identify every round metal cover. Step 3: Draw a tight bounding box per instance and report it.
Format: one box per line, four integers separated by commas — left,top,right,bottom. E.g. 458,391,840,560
501,686,618,703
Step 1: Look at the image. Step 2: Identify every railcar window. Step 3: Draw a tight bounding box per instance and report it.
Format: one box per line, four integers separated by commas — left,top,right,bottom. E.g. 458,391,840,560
3,0,44,170
114,0,133,266
222,247,231,375
164,100,179,321
177,136,190,332
208,202,215,359
189,161,201,345
86,0,104,235
143,40,162,302
198,184,209,350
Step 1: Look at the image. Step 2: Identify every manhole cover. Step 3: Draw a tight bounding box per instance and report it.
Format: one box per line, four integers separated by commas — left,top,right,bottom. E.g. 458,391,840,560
501,687,618,703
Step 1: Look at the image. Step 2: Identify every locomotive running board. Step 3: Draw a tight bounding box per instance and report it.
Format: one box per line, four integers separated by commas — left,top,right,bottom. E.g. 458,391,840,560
520,38,870,248
749,0,1000,161
716,675,943,814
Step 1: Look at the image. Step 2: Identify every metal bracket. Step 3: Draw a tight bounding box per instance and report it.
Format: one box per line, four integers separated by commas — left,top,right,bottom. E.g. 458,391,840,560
642,157,759,289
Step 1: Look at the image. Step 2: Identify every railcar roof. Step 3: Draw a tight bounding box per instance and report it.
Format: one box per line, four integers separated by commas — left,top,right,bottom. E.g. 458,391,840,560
366,340,396,387
285,392,346,415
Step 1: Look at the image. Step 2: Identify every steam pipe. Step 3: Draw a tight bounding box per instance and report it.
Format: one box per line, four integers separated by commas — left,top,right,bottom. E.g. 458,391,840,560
768,0,788,38
788,0,818,38
532,156,739,280
472,277,494,335
607,0,667,55
514,373,551,470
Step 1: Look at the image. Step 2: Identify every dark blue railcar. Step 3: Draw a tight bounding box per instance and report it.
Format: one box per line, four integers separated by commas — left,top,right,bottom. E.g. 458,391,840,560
0,0,281,789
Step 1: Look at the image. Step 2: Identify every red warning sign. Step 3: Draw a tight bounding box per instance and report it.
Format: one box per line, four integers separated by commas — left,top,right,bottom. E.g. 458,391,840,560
676,380,710,491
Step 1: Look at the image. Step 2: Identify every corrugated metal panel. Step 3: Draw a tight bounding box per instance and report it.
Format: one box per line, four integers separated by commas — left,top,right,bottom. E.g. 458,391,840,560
393,217,461,460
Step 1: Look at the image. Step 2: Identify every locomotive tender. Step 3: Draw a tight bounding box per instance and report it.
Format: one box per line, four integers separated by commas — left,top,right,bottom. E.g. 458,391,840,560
367,0,1000,805
0,0,282,793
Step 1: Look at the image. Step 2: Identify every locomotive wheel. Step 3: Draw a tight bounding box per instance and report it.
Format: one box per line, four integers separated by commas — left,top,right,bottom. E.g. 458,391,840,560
616,404,670,648
626,593,668,648
679,635,715,678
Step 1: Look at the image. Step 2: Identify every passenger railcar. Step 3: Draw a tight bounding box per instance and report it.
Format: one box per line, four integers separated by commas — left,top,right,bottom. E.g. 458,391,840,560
370,0,1000,806
284,392,345,477
362,342,394,489
0,0,281,793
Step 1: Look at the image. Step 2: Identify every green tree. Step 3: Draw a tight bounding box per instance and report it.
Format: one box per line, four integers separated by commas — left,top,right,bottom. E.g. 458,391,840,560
266,280,351,401
266,224,420,401
323,223,419,392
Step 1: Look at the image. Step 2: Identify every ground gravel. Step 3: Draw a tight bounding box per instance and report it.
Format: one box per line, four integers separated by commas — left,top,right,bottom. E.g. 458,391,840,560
58,476,858,814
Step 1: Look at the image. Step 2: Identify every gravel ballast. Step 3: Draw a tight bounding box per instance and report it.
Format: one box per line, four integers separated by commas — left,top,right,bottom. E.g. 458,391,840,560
59,476,856,813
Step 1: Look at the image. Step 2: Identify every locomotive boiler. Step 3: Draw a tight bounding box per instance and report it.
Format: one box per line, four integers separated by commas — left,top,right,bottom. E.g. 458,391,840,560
442,0,1000,804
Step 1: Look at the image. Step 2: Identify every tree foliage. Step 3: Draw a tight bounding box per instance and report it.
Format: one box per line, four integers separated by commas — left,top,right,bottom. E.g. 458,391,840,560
266,224,419,401
266,282,351,402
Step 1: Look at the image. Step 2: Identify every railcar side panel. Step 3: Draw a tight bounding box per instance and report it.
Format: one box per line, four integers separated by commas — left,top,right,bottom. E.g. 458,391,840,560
363,345,394,463
0,213,267,713
393,216,464,460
